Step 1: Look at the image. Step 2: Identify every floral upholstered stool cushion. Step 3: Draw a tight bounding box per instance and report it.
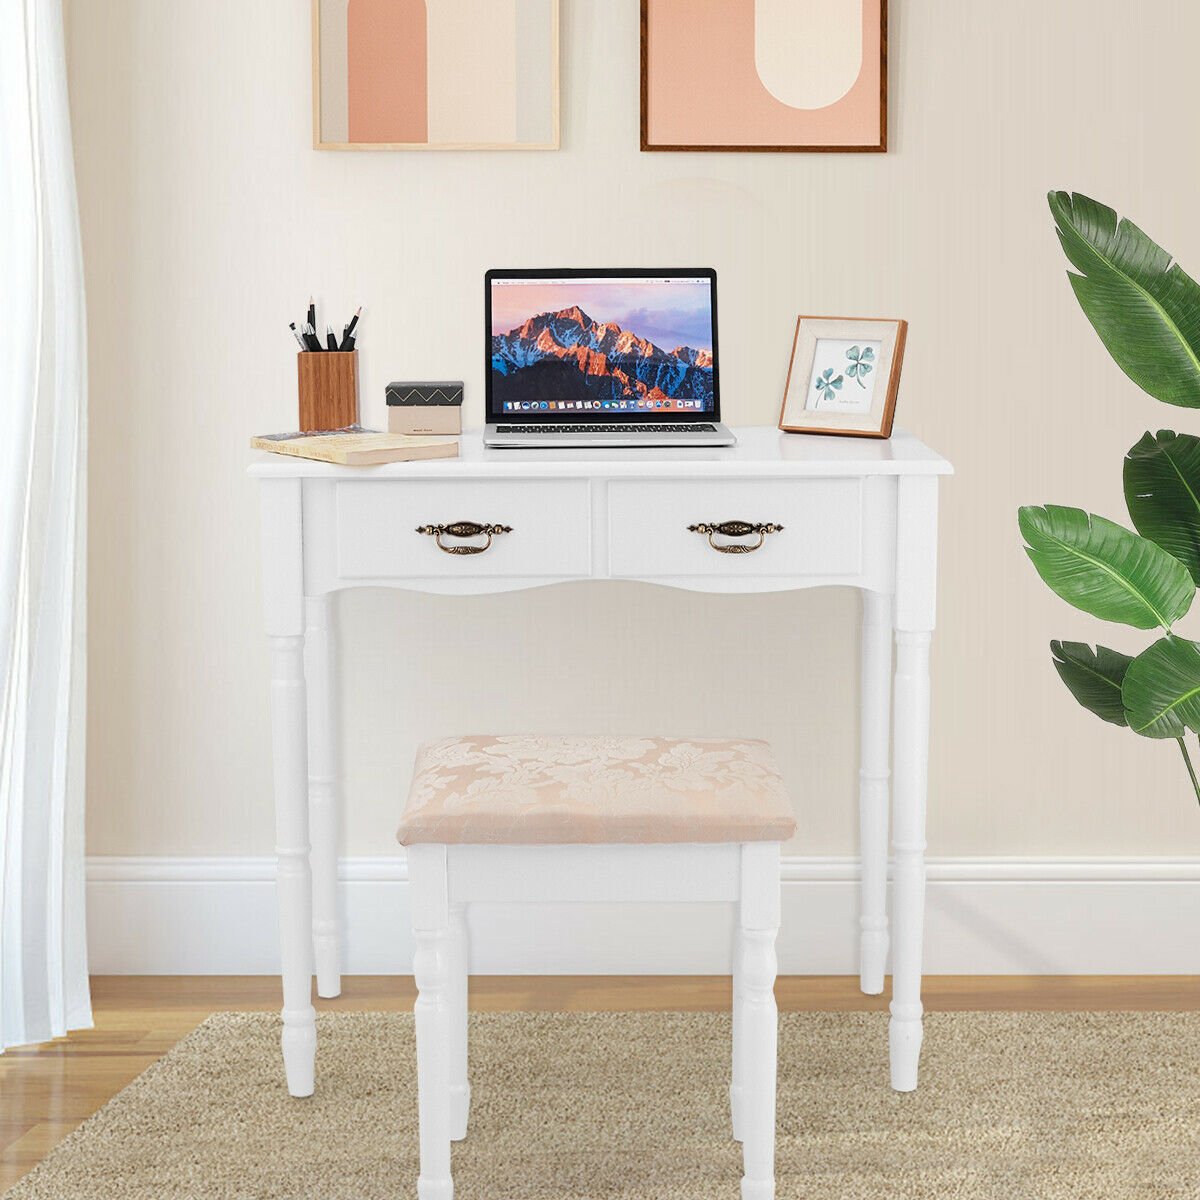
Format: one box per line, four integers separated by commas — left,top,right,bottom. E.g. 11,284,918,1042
396,733,797,846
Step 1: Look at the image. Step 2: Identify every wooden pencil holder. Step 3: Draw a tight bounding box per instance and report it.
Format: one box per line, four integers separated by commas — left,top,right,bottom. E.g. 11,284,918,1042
298,351,358,432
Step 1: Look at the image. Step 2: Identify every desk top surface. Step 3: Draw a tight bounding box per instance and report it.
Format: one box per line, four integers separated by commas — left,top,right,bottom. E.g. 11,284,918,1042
248,425,952,480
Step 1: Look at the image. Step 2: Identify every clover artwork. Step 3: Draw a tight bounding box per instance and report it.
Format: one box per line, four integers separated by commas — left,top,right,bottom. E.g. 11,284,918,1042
845,344,875,387
804,337,883,414
813,368,844,404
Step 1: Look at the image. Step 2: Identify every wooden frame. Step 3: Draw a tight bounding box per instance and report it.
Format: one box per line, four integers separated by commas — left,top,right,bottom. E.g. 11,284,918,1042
640,0,887,153
779,316,906,439
312,0,561,151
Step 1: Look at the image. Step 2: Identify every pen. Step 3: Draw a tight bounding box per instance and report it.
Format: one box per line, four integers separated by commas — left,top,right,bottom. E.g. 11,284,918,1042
307,297,316,336
303,322,322,351
289,322,307,350
326,324,338,351
338,306,361,350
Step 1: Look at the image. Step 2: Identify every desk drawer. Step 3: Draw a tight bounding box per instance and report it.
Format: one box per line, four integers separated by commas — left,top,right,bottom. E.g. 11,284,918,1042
607,478,863,578
334,479,591,579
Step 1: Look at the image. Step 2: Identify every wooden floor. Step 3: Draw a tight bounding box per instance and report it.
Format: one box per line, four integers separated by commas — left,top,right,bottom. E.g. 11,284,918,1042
2,975,1197,1191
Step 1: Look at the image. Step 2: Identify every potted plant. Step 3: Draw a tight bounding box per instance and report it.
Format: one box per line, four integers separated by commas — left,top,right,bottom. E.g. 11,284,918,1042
1020,192,1200,804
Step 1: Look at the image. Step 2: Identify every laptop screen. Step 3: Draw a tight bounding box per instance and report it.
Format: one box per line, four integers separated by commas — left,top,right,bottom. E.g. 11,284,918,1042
486,270,718,420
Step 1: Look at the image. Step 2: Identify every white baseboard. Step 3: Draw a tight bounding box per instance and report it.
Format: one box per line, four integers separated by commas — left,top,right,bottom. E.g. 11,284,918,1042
85,855,1200,975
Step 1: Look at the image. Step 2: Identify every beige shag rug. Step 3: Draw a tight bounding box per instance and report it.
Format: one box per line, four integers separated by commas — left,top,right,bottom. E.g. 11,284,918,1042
5,1011,1200,1199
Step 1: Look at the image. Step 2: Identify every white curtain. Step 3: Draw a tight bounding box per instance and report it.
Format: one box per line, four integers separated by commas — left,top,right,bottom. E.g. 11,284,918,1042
0,0,92,1050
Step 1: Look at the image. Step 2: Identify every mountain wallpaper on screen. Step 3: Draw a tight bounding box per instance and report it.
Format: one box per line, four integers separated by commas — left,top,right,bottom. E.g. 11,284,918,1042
491,307,714,404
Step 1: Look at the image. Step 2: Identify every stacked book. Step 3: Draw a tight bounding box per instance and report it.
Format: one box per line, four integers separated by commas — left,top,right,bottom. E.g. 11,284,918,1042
250,426,458,466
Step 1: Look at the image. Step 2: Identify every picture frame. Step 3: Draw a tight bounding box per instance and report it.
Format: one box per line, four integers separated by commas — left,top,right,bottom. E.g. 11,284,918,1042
640,0,886,153
312,0,560,151
779,316,906,438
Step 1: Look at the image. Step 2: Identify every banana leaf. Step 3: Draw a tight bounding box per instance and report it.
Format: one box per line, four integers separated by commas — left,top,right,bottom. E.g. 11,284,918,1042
1050,641,1132,726
1049,191,1200,408
1121,635,1200,738
1124,430,1200,583
1018,504,1194,629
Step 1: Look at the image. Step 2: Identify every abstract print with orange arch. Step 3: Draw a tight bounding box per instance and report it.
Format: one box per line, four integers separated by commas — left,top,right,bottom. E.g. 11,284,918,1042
641,0,885,152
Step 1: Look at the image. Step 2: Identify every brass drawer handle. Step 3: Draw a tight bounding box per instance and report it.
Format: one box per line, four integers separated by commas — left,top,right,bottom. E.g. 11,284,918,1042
416,521,512,555
687,520,784,555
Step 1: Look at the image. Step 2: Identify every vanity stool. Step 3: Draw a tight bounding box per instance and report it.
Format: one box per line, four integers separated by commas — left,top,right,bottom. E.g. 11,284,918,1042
398,733,797,1200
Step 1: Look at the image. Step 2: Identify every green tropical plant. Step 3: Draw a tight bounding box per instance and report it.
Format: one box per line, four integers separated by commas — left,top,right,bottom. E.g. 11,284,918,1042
1020,191,1200,805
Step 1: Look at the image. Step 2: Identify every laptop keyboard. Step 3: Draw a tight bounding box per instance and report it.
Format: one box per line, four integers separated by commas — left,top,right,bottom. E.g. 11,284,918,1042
502,423,718,434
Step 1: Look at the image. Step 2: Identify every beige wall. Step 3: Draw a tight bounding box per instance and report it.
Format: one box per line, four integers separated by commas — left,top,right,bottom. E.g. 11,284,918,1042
67,1,1200,860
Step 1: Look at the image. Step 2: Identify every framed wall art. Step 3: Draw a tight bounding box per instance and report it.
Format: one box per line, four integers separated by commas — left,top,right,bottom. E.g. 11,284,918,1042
779,316,906,438
641,0,886,152
313,0,559,150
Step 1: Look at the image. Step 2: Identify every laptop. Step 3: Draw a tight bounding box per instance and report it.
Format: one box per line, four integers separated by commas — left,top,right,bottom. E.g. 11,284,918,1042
483,268,736,448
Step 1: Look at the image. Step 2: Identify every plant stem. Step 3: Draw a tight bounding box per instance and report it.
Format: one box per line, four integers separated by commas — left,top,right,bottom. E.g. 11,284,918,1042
1177,737,1200,809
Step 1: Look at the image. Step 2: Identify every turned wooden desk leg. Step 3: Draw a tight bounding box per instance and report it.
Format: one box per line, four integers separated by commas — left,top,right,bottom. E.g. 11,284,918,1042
889,476,938,1093
269,632,317,1098
858,590,893,996
305,594,341,999
262,479,317,1099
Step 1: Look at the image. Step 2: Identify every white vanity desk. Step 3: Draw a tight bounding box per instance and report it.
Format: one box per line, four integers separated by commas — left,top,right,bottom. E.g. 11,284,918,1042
251,425,952,1095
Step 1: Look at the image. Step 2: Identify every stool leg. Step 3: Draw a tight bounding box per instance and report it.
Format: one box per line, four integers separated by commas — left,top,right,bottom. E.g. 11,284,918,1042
730,924,745,1142
448,904,470,1141
410,846,454,1200
739,843,780,1200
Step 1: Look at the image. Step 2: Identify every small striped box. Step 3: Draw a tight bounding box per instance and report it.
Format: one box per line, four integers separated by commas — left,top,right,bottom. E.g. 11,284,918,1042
385,381,463,436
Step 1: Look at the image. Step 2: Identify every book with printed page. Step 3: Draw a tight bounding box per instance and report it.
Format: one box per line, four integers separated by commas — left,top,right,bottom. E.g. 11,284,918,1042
250,426,458,466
